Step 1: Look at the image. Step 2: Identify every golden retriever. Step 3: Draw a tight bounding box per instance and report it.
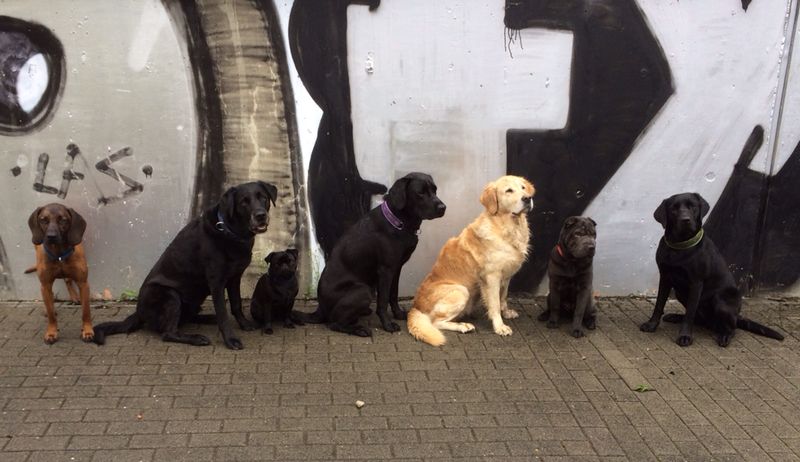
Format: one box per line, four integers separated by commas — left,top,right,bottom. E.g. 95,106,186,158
407,175,534,346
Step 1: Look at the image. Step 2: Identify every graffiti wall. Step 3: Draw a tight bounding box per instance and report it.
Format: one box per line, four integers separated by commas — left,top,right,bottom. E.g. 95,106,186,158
0,0,798,300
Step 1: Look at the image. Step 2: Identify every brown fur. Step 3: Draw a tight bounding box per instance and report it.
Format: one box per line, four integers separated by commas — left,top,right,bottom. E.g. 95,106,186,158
27,203,93,344
408,175,534,346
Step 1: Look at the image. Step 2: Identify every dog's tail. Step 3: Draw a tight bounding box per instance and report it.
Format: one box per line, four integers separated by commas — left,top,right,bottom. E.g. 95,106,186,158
737,317,784,341
294,307,325,324
663,313,784,341
407,308,446,346
92,313,142,345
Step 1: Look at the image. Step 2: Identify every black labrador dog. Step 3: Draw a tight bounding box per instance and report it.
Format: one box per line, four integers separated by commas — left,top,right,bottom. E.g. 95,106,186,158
640,192,784,347
303,172,446,336
538,216,598,338
250,248,301,334
92,181,278,349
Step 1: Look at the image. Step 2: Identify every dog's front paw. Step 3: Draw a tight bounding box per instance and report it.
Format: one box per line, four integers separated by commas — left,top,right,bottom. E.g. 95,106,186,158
188,334,211,346
584,317,597,330
676,335,693,347
223,335,244,350
502,308,519,319
458,322,475,333
570,328,585,338
546,320,559,329
353,326,372,337
717,335,732,347
44,330,58,345
382,321,401,333
536,310,550,322
639,320,659,332
81,326,95,343
494,324,513,336
262,327,274,335
236,317,256,331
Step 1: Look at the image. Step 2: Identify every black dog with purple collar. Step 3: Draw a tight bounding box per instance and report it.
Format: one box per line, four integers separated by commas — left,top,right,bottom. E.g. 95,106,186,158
302,172,446,337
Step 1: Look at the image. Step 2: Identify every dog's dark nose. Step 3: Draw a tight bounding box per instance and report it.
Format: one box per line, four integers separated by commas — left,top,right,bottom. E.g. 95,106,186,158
46,234,58,243
436,203,446,214
254,211,267,222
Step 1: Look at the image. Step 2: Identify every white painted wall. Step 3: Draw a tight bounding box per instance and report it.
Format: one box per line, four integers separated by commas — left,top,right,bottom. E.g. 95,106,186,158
0,0,197,300
2,0,799,299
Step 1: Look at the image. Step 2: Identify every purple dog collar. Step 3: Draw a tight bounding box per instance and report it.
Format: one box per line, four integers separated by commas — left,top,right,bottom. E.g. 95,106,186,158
380,201,404,230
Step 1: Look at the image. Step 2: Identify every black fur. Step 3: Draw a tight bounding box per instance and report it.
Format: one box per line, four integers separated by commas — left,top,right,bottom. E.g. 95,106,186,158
92,181,278,349
301,172,446,337
250,249,301,334
538,216,598,338
640,192,784,347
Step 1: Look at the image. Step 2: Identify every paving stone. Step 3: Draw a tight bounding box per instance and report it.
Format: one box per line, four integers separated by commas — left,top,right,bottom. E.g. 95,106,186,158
0,297,795,461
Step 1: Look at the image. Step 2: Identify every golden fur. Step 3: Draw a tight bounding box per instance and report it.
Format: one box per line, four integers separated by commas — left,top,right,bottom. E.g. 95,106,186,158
407,175,534,346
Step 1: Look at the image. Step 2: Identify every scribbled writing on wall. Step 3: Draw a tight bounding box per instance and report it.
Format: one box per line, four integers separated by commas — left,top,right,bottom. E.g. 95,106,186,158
26,143,145,205
289,0,387,258
0,16,65,135
504,0,674,291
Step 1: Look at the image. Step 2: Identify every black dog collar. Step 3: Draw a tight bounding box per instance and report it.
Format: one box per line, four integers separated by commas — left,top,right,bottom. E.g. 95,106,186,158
43,245,74,262
215,211,253,243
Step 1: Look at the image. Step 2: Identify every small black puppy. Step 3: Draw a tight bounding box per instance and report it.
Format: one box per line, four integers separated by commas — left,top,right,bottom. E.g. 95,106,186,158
640,192,784,347
538,216,598,338
303,172,446,337
250,249,301,334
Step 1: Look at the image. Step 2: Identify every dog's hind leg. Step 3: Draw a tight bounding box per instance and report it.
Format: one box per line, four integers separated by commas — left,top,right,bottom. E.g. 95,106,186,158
158,289,211,346
431,285,474,334
327,286,373,337
64,278,80,304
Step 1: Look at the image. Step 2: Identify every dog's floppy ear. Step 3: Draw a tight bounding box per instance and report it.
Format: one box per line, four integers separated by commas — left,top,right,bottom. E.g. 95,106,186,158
258,181,278,206
219,186,238,221
564,216,580,229
66,208,87,246
479,182,498,214
287,248,299,259
386,177,409,210
28,207,44,245
589,217,597,227
265,252,278,264
653,199,668,228
693,193,710,218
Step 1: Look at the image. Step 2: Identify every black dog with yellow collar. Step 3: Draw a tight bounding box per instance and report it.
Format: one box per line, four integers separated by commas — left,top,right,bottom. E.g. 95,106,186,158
640,192,784,347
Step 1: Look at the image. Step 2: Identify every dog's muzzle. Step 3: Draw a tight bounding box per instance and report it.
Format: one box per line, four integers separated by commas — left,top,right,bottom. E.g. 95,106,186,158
522,196,533,212
250,211,269,233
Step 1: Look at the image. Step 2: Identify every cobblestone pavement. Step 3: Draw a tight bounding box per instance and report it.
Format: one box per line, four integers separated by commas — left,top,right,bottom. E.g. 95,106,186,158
0,296,798,461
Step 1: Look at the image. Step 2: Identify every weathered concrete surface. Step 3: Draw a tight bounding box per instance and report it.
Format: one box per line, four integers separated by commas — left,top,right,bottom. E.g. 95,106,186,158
0,297,798,461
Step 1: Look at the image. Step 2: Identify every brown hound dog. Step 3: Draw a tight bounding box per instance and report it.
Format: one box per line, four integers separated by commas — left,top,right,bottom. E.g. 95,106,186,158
27,203,92,344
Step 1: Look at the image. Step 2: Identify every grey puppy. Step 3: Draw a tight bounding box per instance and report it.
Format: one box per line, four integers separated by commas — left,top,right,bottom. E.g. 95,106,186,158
538,216,598,338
